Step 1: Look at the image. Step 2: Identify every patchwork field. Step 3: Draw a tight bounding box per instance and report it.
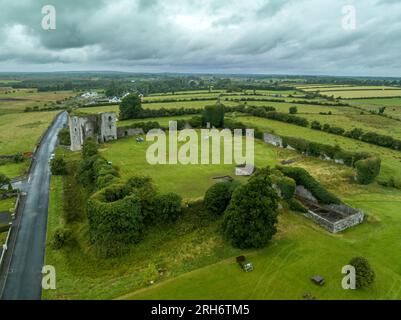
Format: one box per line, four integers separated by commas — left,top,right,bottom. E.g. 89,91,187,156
0,89,74,114
236,114,401,185
29,85,401,301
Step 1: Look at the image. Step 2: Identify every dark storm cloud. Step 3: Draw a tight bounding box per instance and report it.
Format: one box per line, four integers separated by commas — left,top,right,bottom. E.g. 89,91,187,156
0,0,401,76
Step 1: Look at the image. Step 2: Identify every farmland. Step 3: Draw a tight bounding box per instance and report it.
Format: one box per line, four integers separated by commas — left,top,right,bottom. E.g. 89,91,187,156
1,75,401,301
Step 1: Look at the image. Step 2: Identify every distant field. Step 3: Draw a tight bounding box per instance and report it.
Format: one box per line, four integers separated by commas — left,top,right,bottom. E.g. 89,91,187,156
235,114,401,185
0,111,58,155
301,86,396,92
348,98,401,120
320,89,401,99
0,89,74,114
118,115,193,127
301,113,401,140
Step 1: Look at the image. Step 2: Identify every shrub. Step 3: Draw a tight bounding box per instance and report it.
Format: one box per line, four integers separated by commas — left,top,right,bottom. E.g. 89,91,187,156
119,93,143,120
311,121,322,130
202,102,225,127
277,177,296,200
355,157,381,184
204,182,233,217
126,176,157,220
50,157,68,175
222,168,279,248
349,257,375,289
289,106,298,114
188,116,203,128
277,166,341,204
0,174,11,190
58,128,70,146
82,137,98,159
13,153,23,163
288,198,308,213
155,193,182,222
52,227,74,250
345,128,364,139
87,184,144,256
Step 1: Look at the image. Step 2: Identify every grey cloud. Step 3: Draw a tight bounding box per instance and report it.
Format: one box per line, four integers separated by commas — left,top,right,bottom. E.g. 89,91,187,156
0,0,400,76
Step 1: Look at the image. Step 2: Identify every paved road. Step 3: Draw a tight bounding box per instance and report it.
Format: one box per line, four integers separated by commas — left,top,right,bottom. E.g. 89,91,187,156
1,111,67,300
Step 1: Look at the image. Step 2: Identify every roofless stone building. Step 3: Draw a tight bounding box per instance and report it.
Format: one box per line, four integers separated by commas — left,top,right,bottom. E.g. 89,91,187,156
69,112,118,151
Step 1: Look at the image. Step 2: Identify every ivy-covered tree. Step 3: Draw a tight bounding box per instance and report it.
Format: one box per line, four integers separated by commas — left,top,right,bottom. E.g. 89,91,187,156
204,181,239,217
119,93,143,120
221,168,279,248
82,137,98,159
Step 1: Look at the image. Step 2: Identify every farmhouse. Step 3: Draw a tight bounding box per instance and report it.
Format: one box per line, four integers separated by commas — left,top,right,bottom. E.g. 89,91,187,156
81,91,98,99
69,112,118,151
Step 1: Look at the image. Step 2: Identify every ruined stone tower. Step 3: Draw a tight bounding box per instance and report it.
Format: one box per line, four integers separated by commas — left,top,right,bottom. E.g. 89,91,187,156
69,112,117,151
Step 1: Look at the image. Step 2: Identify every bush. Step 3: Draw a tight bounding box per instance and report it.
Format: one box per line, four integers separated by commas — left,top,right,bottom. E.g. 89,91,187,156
0,173,11,190
311,120,322,130
188,116,203,128
155,193,182,222
289,106,298,114
277,166,341,204
288,198,308,213
349,257,375,289
87,184,144,256
277,177,296,200
13,153,23,163
204,182,233,217
52,227,74,250
125,176,157,220
58,128,70,146
222,168,279,248
50,157,68,175
355,157,381,184
202,102,225,127
119,93,143,120
82,137,98,159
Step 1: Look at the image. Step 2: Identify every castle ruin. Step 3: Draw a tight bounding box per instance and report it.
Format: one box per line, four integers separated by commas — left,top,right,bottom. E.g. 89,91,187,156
69,112,118,151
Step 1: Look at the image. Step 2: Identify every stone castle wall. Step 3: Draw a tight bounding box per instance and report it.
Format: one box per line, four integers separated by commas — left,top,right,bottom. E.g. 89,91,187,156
69,112,117,151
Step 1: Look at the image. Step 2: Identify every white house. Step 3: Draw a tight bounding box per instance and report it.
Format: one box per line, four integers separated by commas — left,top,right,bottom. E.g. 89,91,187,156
81,91,99,99
108,96,121,103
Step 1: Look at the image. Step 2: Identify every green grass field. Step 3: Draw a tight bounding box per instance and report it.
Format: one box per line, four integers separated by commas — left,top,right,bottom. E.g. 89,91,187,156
0,111,58,156
235,114,401,185
0,90,74,114
42,86,401,300
0,197,16,212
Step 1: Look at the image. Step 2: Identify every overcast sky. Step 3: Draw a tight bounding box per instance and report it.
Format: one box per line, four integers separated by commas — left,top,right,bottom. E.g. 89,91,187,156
0,0,400,76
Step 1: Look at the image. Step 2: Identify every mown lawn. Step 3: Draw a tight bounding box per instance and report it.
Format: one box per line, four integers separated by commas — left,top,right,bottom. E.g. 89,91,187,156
99,132,295,200
120,183,401,300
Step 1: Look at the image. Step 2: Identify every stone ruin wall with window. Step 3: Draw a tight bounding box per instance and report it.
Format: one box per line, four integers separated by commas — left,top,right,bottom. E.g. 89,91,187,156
69,112,118,151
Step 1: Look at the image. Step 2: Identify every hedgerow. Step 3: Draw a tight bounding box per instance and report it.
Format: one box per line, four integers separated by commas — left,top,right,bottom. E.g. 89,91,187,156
277,166,342,205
